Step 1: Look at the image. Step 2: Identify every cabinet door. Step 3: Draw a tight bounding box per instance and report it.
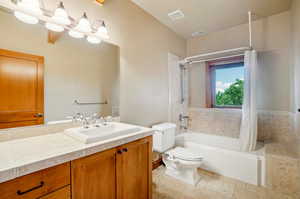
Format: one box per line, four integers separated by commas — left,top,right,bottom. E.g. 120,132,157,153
117,136,152,199
39,186,71,199
72,148,117,199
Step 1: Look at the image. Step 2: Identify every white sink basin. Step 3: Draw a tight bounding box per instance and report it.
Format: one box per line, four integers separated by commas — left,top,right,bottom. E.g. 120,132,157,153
64,122,141,144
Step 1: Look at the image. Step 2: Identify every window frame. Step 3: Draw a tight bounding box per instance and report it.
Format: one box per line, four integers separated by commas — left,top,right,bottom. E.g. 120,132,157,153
206,56,244,109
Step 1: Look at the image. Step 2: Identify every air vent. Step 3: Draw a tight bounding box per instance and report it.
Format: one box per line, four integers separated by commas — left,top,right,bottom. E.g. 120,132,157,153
168,10,185,21
191,31,206,37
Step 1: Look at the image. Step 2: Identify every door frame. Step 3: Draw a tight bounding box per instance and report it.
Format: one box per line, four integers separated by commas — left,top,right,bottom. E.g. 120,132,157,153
0,48,44,127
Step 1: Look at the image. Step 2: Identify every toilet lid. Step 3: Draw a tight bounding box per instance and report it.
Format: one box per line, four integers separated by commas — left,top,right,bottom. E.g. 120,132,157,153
167,147,203,161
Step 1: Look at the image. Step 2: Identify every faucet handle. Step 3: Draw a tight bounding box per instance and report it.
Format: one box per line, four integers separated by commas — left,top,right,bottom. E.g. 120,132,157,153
105,116,113,122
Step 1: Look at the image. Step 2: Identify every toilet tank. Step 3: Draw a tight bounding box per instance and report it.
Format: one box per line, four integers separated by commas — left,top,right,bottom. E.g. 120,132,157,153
152,123,176,153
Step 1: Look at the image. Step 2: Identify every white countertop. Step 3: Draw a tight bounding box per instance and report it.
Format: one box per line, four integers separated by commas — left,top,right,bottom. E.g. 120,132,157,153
0,125,153,183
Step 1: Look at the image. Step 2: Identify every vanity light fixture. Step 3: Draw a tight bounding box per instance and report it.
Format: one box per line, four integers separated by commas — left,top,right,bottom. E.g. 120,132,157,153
45,22,64,32
74,12,92,33
14,0,42,24
45,2,70,32
68,30,84,38
8,0,109,44
51,2,71,25
95,21,109,39
87,36,102,44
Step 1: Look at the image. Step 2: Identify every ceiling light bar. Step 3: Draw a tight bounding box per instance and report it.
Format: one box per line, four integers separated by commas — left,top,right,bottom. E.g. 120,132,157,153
0,0,109,44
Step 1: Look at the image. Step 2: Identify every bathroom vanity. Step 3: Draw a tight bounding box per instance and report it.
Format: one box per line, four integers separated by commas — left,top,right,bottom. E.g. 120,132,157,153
0,123,153,199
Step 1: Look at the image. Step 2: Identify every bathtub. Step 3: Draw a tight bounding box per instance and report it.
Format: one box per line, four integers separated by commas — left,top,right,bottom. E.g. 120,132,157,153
175,132,266,186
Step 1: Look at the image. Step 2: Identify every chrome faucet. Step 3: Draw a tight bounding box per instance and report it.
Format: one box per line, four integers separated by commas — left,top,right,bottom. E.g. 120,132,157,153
179,114,190,130
69,113,99,128
179,114,189,121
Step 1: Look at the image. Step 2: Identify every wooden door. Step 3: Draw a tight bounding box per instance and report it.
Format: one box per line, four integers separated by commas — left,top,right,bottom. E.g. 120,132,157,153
71,148,117,199
0,49,44,129
117,136,152,199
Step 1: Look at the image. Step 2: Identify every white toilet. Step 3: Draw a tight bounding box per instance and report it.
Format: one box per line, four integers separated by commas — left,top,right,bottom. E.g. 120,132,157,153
152,123,203,186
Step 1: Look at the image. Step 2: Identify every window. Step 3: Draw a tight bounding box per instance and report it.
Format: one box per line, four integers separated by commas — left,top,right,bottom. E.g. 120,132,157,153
206,56,244,108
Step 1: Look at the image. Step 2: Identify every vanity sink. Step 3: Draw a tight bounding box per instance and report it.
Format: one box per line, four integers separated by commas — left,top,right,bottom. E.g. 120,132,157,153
64,122,141,144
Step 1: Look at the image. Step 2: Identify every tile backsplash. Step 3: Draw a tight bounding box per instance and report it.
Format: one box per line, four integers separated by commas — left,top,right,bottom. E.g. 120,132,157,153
188,108,295,142
188,108,242,138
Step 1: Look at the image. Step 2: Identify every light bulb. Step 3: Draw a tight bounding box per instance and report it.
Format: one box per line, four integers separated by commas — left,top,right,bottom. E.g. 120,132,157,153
14,0,42,24
14,11,39,24
74,13,92,33
87,36,102,44
45,22,64,32
69,30,84,38
95,22,109,39
52,2,71,25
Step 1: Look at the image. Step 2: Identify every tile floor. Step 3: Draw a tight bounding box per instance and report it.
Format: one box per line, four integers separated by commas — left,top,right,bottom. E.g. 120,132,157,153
152,166,299,199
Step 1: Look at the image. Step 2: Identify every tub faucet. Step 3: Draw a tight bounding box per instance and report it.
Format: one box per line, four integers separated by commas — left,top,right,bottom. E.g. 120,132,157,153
179,114,189,121
179,114,190,130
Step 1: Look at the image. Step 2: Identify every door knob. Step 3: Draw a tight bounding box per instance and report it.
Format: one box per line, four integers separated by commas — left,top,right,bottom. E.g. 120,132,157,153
34,113,43,118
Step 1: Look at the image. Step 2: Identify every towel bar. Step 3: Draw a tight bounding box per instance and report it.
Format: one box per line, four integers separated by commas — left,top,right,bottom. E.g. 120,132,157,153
74,100,108,105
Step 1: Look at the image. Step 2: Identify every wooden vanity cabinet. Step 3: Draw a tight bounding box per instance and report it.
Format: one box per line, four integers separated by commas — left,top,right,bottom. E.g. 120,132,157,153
39,186,71,199
72,136,152,199
116,137,152,199
0,162,70,199
0,136,152,199
71,148,117,199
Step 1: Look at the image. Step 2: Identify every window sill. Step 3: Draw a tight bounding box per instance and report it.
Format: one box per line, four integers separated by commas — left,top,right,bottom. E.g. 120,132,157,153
213,106,242,109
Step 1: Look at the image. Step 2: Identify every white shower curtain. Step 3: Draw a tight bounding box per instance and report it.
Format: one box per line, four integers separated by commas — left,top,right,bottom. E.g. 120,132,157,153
240,50,258,152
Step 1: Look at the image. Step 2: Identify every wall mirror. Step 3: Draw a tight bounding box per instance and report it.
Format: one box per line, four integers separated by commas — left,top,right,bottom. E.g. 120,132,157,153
0,8,120,129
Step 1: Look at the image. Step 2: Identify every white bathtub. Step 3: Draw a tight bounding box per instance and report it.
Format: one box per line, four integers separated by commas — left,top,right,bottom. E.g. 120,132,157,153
175,132,266,186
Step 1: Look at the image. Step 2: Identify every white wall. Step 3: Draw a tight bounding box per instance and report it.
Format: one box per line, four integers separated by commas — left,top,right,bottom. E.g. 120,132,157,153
187,11,293,112
0,11,119,122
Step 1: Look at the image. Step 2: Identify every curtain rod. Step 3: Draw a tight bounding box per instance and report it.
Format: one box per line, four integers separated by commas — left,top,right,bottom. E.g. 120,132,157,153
188,53,245,65
181,47,251,64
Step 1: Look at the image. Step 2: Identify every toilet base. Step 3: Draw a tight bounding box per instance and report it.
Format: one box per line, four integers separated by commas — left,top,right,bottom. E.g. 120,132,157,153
165,166,201,186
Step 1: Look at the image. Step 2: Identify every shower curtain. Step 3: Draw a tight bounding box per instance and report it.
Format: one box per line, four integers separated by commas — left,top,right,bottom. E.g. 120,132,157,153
240,50,258,152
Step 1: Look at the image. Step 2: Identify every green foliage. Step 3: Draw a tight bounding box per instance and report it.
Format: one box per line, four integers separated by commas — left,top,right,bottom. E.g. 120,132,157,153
216,79,244,106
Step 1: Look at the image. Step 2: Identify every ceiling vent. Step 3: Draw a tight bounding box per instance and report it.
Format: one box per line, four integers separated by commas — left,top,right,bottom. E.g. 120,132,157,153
191,31,206,37
168,10,185,21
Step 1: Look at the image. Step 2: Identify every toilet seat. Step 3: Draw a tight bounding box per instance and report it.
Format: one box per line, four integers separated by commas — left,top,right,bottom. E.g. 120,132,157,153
166,147,203,162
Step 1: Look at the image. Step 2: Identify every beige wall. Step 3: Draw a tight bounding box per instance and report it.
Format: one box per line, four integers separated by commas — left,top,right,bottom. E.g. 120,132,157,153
40,0,186,126
0,0,186,126
0,11,119,122
187,11,293,112
188,63,206,108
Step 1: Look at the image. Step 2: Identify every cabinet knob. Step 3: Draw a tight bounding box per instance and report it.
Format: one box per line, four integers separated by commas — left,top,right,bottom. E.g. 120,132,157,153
122,148,128,152
117,150,122,154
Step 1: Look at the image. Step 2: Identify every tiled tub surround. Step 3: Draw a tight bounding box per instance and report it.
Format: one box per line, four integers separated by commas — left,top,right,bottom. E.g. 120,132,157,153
188,108,295,143
188,108,242,138
0,123,153,184
188,108,300,196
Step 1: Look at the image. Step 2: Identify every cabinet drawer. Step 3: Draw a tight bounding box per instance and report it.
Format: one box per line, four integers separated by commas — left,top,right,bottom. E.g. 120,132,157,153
0,162,70,199
39,186,71,199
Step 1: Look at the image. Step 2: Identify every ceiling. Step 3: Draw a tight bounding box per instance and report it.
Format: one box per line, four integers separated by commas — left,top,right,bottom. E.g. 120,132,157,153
131,0,292,38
